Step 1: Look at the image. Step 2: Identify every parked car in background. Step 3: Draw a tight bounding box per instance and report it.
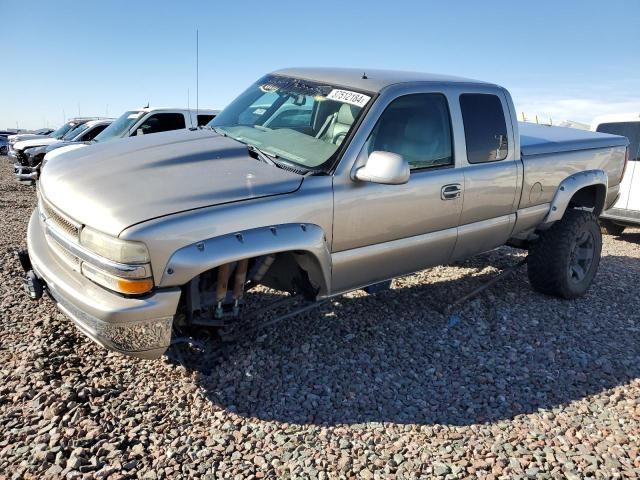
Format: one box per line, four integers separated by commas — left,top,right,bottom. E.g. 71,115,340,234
8,118,100,158
0,134,9,155
20,68,628,359
42,107,219,163
592,113,640,235
15,119,114,183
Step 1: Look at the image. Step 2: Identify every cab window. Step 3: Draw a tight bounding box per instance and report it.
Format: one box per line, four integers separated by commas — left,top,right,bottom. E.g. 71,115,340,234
197,114,215,126
81,124,108,141
366,93,453,170
135,113,186,135
460,93,509,163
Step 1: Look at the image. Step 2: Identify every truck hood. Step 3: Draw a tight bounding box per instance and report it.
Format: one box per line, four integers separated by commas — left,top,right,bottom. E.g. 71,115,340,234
39,129,304,236
14,137,60,151
9,133,48,143
44,143,86,161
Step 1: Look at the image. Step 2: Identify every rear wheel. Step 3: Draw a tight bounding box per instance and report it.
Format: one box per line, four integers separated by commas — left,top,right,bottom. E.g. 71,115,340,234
600,219,625,236
0,146,7,155
528,209,602,299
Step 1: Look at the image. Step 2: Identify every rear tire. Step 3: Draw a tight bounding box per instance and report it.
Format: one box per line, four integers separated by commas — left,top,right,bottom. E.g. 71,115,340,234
600,219,625,236
528,209,602,299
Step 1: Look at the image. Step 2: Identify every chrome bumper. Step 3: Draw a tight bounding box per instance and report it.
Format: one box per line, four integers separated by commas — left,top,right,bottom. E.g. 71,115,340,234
26,210,181,359
15,164,38,182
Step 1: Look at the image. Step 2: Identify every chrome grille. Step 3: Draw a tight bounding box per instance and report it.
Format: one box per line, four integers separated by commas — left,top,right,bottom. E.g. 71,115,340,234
40,199,80,239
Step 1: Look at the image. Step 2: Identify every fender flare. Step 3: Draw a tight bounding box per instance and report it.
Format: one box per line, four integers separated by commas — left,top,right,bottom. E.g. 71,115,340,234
158,223,332,295
541,169,608,227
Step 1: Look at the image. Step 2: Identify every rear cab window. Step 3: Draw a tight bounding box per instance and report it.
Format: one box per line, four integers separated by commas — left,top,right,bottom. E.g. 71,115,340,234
460,93,509,164
596,122,640,161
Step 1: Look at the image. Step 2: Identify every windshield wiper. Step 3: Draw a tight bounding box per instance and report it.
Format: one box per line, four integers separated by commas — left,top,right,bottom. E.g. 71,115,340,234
211,126,227,136
247,144,277,166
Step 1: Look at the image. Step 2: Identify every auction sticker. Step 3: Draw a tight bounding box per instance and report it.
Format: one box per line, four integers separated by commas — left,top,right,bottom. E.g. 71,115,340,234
326,89,371,108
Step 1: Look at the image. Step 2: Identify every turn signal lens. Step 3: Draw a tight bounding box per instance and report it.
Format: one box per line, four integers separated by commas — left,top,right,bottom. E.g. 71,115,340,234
115,277,154,295
81,262,153,295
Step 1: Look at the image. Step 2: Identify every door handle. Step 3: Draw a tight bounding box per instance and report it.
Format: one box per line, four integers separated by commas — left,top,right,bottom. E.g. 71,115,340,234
441,184,462,200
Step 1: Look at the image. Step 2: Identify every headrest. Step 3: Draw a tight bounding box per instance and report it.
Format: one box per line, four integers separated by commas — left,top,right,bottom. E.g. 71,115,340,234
404,114,442,142
337,104,358,125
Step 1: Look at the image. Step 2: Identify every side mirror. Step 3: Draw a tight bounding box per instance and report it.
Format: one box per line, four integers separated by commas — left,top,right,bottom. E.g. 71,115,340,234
136,129,144,136
354,151,410,185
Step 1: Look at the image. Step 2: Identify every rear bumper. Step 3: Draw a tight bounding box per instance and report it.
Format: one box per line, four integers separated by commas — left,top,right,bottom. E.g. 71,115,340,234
26,210,181,359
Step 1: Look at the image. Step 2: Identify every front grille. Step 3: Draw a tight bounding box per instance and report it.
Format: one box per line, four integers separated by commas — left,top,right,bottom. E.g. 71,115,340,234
40,199,80,239
48,234,81,270
15,150,28,166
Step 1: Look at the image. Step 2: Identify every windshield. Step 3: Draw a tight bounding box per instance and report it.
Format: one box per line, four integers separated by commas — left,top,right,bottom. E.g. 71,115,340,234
64,122,91,140
49,122,78,139
210,75,372,169
94,110,143,142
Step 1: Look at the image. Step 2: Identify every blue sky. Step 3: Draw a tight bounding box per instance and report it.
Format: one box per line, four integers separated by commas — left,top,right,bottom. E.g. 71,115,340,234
2,0,639,129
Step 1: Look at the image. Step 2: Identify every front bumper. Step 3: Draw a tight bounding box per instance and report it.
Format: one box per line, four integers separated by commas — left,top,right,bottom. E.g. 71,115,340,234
14,164,39,183
26,210,181,359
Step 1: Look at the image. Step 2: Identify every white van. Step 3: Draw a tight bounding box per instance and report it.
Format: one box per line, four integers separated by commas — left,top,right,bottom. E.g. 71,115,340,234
592,113,640,234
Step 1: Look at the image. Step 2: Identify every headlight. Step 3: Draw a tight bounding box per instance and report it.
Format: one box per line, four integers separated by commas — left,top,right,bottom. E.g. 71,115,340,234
80,227,150,264
78,227,153,295
25,147,43,159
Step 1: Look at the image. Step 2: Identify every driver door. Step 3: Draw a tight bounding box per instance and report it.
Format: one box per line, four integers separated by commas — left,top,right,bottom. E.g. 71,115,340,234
331,92,463,293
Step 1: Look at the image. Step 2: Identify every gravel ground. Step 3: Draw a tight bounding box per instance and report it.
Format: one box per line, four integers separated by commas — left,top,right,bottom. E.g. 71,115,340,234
0,157,639,479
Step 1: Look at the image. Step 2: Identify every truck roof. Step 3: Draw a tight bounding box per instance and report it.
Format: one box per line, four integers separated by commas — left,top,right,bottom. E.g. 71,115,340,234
83,119,114,127
134,107,219,115
273,67,495,93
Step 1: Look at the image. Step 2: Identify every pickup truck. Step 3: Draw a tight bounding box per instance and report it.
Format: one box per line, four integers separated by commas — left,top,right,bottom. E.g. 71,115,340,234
8,119,96,158
590,113,640,235
14,119,113,183
16,108,218,183
21,68,628,359
42,107,220,161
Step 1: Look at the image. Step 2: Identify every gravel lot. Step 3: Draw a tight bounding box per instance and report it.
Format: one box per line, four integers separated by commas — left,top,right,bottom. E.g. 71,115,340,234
0,157,639,479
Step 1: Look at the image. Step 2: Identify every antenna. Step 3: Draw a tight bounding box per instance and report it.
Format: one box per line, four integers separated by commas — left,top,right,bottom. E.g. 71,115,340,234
78,102,81,117
196,29,199,119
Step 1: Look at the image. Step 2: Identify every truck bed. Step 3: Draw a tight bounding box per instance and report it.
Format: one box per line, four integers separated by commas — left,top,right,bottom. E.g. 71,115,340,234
519,122,628,157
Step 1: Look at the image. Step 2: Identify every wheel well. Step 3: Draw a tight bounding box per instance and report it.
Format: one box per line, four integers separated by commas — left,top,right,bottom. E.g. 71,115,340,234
568,184,606,216
175,250,326,326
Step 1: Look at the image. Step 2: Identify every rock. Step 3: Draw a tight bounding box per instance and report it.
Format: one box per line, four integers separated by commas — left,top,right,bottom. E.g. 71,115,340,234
433,463,451,476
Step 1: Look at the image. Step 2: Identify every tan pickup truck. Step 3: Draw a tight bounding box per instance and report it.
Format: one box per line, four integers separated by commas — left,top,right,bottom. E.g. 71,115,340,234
20,68,629,359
